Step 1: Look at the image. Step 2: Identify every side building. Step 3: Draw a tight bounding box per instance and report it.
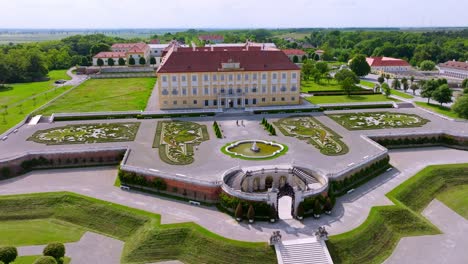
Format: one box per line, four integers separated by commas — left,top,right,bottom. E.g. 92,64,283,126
438,60,468,79
366,57,411,73
92,42,150,66
156,46,301,110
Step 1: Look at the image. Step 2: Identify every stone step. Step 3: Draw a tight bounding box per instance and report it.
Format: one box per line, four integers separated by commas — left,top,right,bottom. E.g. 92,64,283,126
275,238,333,264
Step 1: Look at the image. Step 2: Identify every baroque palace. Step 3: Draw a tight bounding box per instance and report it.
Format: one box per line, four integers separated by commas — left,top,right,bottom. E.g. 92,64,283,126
156,43,301,110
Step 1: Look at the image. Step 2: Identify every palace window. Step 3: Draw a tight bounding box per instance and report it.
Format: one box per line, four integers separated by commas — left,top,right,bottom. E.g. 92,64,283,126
281,85,287,92
172,89,178,95
291,97,296,101
291,85,297,92
213,75,217,81
229,74,233,81
253,73,257,80
292,73,297,79
183,100,187,104
192,87,198,95
262,85,267,93
162,89,169,95
205,100,209,106
220,74,225,81
237,74,241,81
193,100,198,105
272,97,276,102
262,73,267,80
281,97,285,101
262,98,266,102
252,98,257,105
282,73,286,79
237,88,242,94
172,75,177,82
244,74,249,80
204,87,209,95
182,88,187,95
272,73,277,79
173,100,177,105
204,74,209,81
181,75,187,82
272,85,277,93
162,76,167,82
192,75,197,82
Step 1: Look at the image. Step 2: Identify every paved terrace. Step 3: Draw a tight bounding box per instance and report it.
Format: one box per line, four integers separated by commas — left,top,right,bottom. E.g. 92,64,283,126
2,107,466,184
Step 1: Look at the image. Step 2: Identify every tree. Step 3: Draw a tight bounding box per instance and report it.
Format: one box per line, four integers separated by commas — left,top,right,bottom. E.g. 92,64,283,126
292,55,299,63
391,78,401,90
139,57,146,65
432,84,452,106
269,205,277,220
247,204,255,221
107,58,114,67
235,203,243,220
118,58,126,66
410,75,415,85
349,54,371,77
462,78,468,89
410,83,419,95
43,243,65,263
334,69,359,84
301,60,315,80
401,77,409,92
150,57,157,65
323,197,333,212
128,57,135,66
97,58,104,67
33,256,57,264
382,83,391,97
89,43,110,56
296,203,304,219
0,247,17,264
315,61,329,75
313,199,322,217
385,74,390,84
452,95,468,119
419,60,436,71
341,77,356,96
420,79,439,103
377,75,385,85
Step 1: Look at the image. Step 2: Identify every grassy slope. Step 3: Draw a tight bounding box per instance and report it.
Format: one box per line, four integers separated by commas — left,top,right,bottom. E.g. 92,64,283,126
306,94,397,104
12,256,71,264
0,219,84,246
327,163,468,264
359,80,376,88
437,185,468,219
37,78,156,115
415,101,462,119
0,70,72,134
0,192,276,264
390,89,414,99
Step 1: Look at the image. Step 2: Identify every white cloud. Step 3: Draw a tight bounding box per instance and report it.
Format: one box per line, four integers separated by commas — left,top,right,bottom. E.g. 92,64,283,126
0,0,466,28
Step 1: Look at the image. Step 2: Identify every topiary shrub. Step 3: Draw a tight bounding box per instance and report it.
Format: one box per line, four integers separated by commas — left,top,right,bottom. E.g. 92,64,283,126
33,256,57,264
296,203,304,219
235,202,243,221
247,204,255,222
43,243,65,263
0,247,17,264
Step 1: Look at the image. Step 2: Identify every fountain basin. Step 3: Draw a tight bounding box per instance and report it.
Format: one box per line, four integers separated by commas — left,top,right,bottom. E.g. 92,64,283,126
223,140,287,160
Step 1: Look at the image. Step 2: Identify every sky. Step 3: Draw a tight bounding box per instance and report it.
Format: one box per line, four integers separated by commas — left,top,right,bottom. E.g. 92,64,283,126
0,0,467,29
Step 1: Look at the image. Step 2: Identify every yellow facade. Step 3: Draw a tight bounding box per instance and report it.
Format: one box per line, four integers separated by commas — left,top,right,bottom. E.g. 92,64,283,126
157,70,301,109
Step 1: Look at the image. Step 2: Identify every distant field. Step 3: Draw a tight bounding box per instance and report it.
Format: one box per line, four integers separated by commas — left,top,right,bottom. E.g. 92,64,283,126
306,94,397,104
0,70,72,134
37,78,156,114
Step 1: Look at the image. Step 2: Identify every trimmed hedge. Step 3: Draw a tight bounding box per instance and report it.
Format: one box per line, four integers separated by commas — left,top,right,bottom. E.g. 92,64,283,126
329,156,391,196
321,104,393,111
373,135,468,149
261,118,276,136
53,112,216,122
118,169,167,191
213,121,223,139
309,90,378,96
253,108,322,115
219,192,271,220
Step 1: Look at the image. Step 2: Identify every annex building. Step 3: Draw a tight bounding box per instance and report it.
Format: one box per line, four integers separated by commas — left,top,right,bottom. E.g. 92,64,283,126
438,60,468,79
366,56,411,73
156,44,301,110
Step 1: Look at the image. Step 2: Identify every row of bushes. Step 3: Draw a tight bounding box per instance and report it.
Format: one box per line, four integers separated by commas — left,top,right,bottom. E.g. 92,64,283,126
261,118,277,136
0,243,65,264
299,194,335,217
118,169,167,191
253,108,322,115
53,112,217,121
374,135,468,148
321,104,393,111
213,121,223,139
329,156,391,196
219,192,274,220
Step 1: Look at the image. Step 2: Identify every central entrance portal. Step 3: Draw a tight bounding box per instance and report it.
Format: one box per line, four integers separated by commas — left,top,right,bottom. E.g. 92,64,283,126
278,196,293,219
228,99,234,108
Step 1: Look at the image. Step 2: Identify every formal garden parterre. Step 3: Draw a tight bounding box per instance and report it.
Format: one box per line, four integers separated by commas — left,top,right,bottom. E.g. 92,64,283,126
27,123,140,145
328,112,430,130
153,121,210,165
274,116,348,155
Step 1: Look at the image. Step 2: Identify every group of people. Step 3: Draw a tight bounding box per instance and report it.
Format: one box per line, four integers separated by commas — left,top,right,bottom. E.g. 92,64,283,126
236,120,245,127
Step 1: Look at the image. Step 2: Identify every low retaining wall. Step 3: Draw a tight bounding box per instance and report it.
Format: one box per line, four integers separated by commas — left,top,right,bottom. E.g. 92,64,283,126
90,73,155,79
0,147,127,180
369,131,468,151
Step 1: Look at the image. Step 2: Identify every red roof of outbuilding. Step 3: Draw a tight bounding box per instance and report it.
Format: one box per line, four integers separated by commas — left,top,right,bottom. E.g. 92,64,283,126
93,52,126,59
158,50,299,73
366,57,410,67
282,49,306,56
439,61,468,71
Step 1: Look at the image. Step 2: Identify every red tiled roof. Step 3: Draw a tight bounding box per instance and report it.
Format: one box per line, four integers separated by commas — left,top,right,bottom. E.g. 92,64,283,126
366,57,410,67
93,52,126,59
439,61,468,71
175,46,263,52
150,39,160,44
157,50,299,73
282,49,306,56
111,43,149,53
198,35,224,41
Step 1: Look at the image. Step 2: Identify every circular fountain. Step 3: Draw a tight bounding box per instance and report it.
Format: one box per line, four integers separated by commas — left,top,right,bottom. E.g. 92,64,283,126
222,140,287,160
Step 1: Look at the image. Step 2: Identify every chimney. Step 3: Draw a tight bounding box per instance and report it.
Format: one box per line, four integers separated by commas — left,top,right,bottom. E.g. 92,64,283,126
211,46,214,52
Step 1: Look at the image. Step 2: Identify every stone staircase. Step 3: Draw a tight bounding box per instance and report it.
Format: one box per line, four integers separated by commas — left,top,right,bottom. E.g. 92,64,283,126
275,237,333,264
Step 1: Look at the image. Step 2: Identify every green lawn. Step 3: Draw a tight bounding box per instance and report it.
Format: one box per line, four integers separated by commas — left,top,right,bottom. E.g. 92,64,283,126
37,78,156,115
415,102,462,119
306,94,397,104
359,80,376,88
390,89,414,99
327,163,468,264
0,219,84,246
301,79,342,92
437,185,468,219
0,70,72,134
0,192,276,264
12,256,71,264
